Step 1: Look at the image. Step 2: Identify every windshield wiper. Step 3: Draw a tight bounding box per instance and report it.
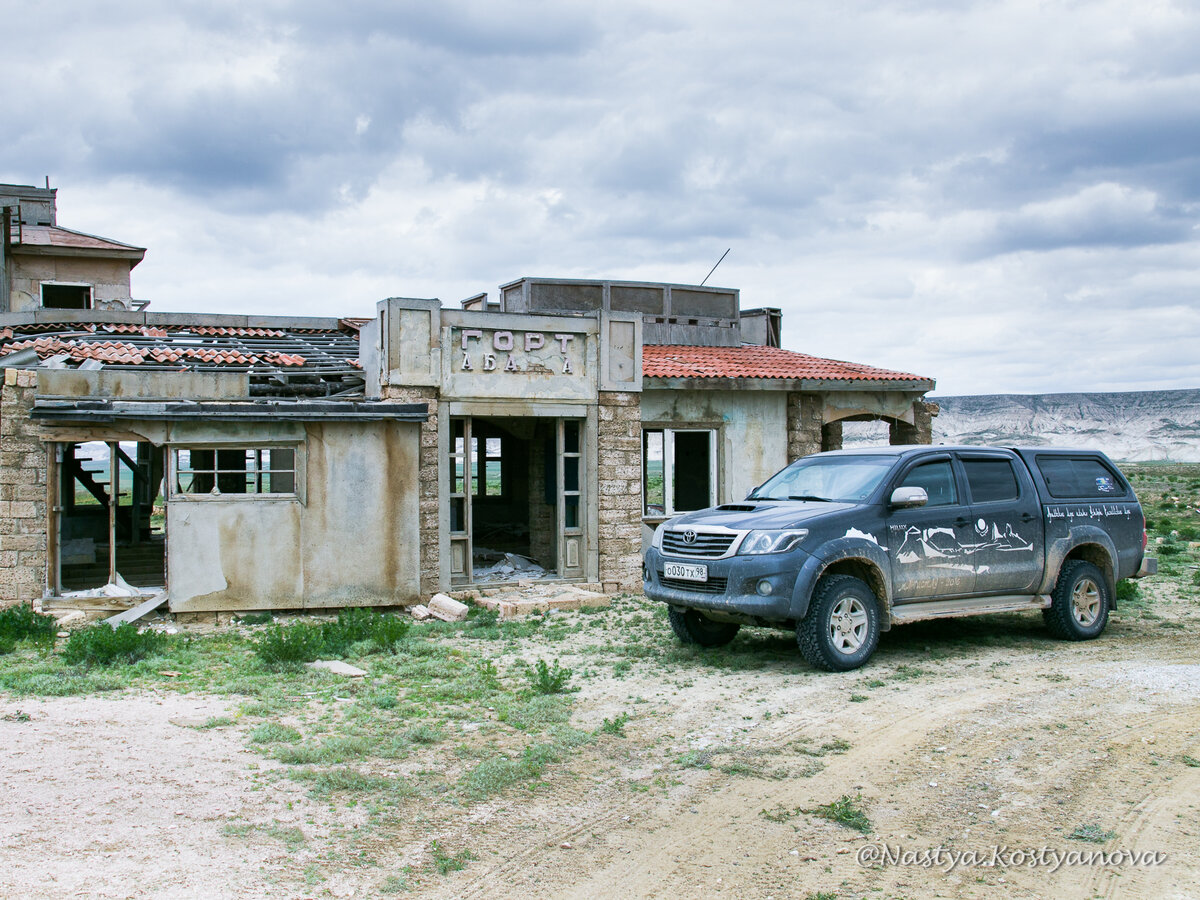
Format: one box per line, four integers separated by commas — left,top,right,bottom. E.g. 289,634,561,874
787,494,832,502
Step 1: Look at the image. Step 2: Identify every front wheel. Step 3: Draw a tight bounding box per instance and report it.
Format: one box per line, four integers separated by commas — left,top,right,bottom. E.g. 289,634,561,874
668,607,740,647
1044,560,1110,640
797,575,881,671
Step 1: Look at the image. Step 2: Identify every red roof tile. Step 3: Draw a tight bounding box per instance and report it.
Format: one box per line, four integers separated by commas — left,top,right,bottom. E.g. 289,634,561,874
642,344,929,383
14,225,145,255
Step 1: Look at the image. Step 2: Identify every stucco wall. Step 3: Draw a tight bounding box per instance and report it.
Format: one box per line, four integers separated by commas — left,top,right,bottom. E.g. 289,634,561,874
168,420,421,612
9,256,133,311
640,389,789,504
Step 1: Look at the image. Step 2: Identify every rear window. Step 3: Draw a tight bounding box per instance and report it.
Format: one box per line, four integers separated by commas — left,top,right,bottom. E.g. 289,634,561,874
963,458,1020,503
1035,456,1125,499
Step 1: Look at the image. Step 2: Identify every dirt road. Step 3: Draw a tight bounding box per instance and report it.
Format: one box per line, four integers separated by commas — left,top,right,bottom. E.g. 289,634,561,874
1,585,1197,899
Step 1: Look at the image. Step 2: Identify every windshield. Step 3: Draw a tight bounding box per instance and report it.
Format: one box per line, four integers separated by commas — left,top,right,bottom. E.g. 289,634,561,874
749,455,896,503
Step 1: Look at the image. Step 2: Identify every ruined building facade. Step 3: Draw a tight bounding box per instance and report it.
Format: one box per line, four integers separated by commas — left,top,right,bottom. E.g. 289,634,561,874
0,196,935,612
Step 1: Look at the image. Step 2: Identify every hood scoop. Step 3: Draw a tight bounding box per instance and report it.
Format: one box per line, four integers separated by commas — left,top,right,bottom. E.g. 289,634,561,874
716,504,759,512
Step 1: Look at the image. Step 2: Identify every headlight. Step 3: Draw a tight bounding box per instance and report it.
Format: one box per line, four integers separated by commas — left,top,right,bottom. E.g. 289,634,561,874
738,529,809,555
651,521,668,550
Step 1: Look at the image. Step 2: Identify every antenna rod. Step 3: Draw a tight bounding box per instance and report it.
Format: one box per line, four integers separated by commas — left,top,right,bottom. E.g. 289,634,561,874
700,248,730,286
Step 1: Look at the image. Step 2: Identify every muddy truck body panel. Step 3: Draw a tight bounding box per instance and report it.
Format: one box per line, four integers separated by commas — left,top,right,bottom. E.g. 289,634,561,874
644,445,1153,669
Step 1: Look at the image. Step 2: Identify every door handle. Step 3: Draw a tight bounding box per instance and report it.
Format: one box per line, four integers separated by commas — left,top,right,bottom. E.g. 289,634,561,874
1020,513,1037,523
954,517,969,528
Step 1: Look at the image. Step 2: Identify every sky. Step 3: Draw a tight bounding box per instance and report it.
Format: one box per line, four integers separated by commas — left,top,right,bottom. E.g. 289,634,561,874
4,0,1199,396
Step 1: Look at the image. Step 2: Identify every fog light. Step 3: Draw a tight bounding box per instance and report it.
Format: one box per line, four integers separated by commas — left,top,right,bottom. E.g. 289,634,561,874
756,579,774,596
643,564,651,582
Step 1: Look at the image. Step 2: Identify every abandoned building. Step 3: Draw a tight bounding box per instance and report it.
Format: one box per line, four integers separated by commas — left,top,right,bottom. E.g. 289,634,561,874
2,182,147,313
0,187,936,614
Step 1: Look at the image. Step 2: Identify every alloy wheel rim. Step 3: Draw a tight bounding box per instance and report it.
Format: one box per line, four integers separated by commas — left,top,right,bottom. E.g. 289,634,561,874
829,596,869,653
1071,578,1101,626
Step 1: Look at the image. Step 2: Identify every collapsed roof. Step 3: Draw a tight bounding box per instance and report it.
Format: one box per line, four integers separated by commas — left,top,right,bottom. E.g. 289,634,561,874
0,315,367,398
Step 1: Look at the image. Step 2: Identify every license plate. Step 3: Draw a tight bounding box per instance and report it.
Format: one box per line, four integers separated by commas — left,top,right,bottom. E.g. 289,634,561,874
664,562,708,582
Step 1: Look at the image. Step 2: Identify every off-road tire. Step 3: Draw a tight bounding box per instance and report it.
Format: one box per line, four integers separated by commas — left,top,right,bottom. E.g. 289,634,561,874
667,607,740,648
1044,560,1110,640
796,575,881,671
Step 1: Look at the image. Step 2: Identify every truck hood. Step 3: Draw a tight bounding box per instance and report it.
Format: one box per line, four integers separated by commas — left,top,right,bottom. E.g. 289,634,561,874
665,501,858,532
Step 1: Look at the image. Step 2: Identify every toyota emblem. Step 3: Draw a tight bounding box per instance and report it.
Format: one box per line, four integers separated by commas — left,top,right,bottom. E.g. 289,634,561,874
683,530,697,544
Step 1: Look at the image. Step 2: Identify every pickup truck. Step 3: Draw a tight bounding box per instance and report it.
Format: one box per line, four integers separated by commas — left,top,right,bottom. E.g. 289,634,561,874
643,446,1156,671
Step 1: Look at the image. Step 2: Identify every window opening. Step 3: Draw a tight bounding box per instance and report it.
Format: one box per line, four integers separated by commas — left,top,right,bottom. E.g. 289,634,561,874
173,447,297,496
642,428,717,516
41,283,92,310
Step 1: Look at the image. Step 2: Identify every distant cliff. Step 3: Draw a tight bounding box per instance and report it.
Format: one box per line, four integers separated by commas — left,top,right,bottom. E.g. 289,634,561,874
929,390,1200,462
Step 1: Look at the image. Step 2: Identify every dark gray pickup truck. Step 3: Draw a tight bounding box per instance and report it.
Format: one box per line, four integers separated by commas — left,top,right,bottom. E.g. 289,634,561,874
643,446,1156,670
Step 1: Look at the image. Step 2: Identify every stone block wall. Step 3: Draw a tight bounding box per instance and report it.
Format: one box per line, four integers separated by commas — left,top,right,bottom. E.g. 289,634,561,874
890,399,939,445
0,370,46,607
786,392,824,462
382,386,440,597
597,391,642,592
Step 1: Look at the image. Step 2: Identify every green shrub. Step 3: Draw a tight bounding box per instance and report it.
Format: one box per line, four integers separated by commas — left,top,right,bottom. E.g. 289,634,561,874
62,623,168,667
1116,580,1141,603
320,609,410,656
0,603,58,649
527,659,573,695
253,623,325,668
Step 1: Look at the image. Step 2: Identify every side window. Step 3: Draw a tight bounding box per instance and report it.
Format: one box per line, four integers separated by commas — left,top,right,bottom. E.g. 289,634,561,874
1036,456,1124,499
899,460,957,507
963,458,1019,504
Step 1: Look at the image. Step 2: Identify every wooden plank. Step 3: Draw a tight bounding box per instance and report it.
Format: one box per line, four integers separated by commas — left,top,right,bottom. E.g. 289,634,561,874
102,591,168,629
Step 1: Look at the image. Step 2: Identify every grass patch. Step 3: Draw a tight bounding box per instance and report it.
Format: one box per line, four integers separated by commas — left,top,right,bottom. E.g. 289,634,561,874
62,624,167,667
597,712,630,737
806,794,871,833
461,743,560,800
430,840,472,875
1069,823,1116,843
1181,755,1200,767
250,722,302,744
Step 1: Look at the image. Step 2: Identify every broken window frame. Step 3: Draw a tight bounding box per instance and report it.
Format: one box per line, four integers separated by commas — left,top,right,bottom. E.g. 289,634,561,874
40,281,94,310
169,445,303,500
641,427,719,518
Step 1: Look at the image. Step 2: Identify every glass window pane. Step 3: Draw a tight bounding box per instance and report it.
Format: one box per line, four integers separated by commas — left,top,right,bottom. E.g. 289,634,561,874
643,430,664,515
564,456,579,492
900,461,958,507
564,420,580,454
963,459,1019,504
564,495,579,528
485,459,502,496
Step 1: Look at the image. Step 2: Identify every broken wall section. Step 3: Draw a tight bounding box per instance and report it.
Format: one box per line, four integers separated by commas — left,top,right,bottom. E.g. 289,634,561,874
381,385,441,597
0,370,46,607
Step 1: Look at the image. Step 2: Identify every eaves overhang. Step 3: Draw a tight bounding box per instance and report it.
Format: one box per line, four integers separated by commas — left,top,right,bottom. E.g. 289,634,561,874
32,399,428,425
642,376,936,392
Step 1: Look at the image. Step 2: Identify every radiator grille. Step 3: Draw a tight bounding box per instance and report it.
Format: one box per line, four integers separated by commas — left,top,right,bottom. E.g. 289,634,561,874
661,530,738,558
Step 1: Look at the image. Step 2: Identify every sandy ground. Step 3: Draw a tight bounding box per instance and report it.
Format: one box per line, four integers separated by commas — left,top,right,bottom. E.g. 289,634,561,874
2,585,1198,900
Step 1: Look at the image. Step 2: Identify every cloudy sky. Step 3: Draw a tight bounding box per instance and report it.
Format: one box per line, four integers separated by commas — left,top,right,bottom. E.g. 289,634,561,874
4,0,1198,395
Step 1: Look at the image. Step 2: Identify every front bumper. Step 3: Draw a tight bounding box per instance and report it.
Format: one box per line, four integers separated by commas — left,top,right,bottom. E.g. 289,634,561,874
643,546,809,621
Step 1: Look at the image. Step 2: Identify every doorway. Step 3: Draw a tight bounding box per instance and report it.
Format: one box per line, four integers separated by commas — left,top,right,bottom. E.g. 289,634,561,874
52,441,166,593
448,416,585,586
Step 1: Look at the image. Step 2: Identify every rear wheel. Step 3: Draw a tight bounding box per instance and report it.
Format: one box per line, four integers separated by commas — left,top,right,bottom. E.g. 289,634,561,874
668,607,740,648
1044,560,1110,640
797,575,881,671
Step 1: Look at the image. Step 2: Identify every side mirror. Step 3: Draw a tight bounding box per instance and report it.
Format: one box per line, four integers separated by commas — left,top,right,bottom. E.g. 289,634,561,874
889,486,928,509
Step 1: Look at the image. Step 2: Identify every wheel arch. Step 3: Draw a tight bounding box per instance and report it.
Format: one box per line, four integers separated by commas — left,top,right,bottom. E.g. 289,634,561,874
791,546,892,630
1062,542,1116,605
